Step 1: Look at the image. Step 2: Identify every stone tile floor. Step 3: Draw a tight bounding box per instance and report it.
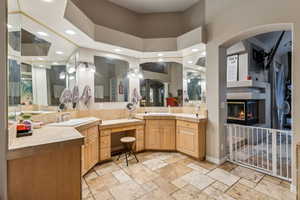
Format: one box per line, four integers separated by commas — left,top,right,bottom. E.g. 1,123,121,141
82,152,296,200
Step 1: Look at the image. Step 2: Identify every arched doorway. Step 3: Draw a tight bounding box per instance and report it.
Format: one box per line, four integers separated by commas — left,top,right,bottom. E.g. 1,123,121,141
218,24,293,181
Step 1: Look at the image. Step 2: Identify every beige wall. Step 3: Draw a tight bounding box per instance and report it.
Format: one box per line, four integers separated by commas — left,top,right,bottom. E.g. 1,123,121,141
71,0,205,39
204,0,300,187
0,1,7,199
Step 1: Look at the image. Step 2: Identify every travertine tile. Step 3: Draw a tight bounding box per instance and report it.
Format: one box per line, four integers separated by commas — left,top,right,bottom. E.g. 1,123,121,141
230,166,264,183
219,162,238,172
94,162,120,176
171,178,188,188
186,163,209,174
141,181,159,192
93,190,114,200
262,175,282,185
137,189,174,200
88,174,119,195
82,188,93,199
82,178,89,190
203,186,235,200
208,168,239,186
238,178,257,188
152,177,178,194
142,158,168,170
112,169,132,183
181,171,215,190
227,182,277,200
155,162,193,181
254,179,296,200
211,181,230,192
84,171,98,181
109,180,146,200
196,161,217,171
122,164,159,184
171,187,200,200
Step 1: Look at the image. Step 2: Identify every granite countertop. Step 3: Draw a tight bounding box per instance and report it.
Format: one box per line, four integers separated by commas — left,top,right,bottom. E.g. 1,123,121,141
47,117,101,128
100,119,145,129
8,126,84,160
135,113,207,122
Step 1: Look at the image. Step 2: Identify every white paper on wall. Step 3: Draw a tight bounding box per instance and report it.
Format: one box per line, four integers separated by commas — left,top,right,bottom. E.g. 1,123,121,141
227,55,239,82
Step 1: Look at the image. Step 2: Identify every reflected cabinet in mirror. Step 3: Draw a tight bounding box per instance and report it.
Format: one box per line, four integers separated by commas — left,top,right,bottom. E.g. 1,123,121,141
94,56,129,103
140,62,183,107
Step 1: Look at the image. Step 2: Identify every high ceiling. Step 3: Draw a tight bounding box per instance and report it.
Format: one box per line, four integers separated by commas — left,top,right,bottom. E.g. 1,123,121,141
108,0,200,13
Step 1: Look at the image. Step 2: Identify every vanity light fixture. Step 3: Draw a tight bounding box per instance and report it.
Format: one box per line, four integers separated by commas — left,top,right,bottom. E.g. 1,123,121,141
65,30,76,35
56,51,64,55
59,72,66,80
114,48,122,52
68,66,76,74
158,53,164,57
37,31,49,37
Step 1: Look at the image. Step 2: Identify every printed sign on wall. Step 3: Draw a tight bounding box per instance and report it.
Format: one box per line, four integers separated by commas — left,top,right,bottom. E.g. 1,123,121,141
227,55,239,82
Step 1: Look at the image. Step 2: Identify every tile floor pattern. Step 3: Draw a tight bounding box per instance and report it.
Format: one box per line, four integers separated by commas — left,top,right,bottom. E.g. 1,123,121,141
82,152,296,200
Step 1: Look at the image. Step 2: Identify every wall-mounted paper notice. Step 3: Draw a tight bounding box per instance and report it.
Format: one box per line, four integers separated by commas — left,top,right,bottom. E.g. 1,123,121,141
227,55,238,82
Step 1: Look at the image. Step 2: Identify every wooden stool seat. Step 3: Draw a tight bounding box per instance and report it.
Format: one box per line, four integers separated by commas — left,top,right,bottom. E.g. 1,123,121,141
117,136,139,166
121,137,136,143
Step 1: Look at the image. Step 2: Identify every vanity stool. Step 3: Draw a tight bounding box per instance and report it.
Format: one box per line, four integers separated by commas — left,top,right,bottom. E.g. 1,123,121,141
117,136,139,166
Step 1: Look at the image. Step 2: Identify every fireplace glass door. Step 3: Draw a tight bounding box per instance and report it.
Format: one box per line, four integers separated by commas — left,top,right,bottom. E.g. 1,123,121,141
227,100,259,125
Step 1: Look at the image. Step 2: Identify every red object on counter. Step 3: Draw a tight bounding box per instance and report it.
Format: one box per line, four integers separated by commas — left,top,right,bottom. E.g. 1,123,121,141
167,98,178,107
247,75,252,80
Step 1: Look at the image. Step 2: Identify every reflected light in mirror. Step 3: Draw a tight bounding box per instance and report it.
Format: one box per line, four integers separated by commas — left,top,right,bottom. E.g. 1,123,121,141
7,24,12,29
192,48,199,52
65,30,76,35
201,52,207,56
158,53,163,57
37,31,49,37
56,51,64,55
69,75,75,80
59,72,66,80
114,48,122,52
158,58,164,62
188,60,193,64
68,66,76,74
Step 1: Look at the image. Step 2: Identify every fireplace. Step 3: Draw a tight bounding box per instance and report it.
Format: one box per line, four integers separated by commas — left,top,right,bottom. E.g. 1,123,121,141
227,100,259,125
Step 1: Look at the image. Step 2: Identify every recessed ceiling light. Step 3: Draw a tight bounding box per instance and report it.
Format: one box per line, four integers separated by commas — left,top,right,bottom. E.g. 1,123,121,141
37,31,49,37
192,49,199,52
188,60,193,64
65,30,76,35
7,24,12,29
158,53,164,57
114,48,122,52
56,51,64,55
158,58,164,62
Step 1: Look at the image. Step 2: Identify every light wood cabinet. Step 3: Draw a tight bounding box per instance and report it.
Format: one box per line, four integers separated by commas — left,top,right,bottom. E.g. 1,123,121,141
80,126,99,175
100,129,112,161
145,120,176,150
176,120,206,160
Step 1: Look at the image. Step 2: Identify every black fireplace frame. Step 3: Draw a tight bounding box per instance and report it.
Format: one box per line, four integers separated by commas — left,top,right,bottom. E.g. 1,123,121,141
227,99,259,125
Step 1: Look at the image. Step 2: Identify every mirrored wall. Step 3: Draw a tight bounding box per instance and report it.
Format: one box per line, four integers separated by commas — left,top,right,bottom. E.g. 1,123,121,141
94,56,129,102
140,62,183,107
7,12,77,116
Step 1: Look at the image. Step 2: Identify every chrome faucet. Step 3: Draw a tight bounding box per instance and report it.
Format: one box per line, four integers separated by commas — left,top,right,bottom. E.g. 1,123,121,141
57,112,71,122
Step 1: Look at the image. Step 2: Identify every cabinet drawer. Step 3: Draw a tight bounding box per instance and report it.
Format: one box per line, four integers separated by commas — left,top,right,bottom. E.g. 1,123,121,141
100,136,111,149
177,126,198,135
100,129,111,137
146,120,160,128
100,148,111,161
177,120,198,129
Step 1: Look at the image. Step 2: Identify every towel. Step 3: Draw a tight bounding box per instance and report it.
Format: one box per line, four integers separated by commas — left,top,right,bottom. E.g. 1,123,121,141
81,85,92,106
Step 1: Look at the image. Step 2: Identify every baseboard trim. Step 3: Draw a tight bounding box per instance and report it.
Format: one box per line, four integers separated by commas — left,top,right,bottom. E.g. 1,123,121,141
206,156,227,165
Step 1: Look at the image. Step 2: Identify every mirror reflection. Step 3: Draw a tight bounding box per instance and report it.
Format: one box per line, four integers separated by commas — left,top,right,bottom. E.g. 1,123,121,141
7,13,77,114
94,56,129,102
140,62,183,107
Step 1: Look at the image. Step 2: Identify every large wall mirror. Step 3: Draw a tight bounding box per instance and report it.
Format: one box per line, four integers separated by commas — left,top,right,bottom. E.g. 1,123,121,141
7,12,77,117
140,62,183,107
94,56,129,102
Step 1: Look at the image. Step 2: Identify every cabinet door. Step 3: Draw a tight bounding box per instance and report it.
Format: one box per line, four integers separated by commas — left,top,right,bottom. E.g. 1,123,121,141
176,126,199,158
160,120,176,150
145,120,160,149
87,126,99,168
80,130,88,175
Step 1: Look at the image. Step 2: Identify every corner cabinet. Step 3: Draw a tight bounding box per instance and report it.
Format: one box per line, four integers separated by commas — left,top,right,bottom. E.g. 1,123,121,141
176,120,206,160
145,120,176,150
79,126,99,175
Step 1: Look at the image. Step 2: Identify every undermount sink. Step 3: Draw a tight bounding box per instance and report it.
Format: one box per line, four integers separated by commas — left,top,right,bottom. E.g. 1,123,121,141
48,117,98,127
